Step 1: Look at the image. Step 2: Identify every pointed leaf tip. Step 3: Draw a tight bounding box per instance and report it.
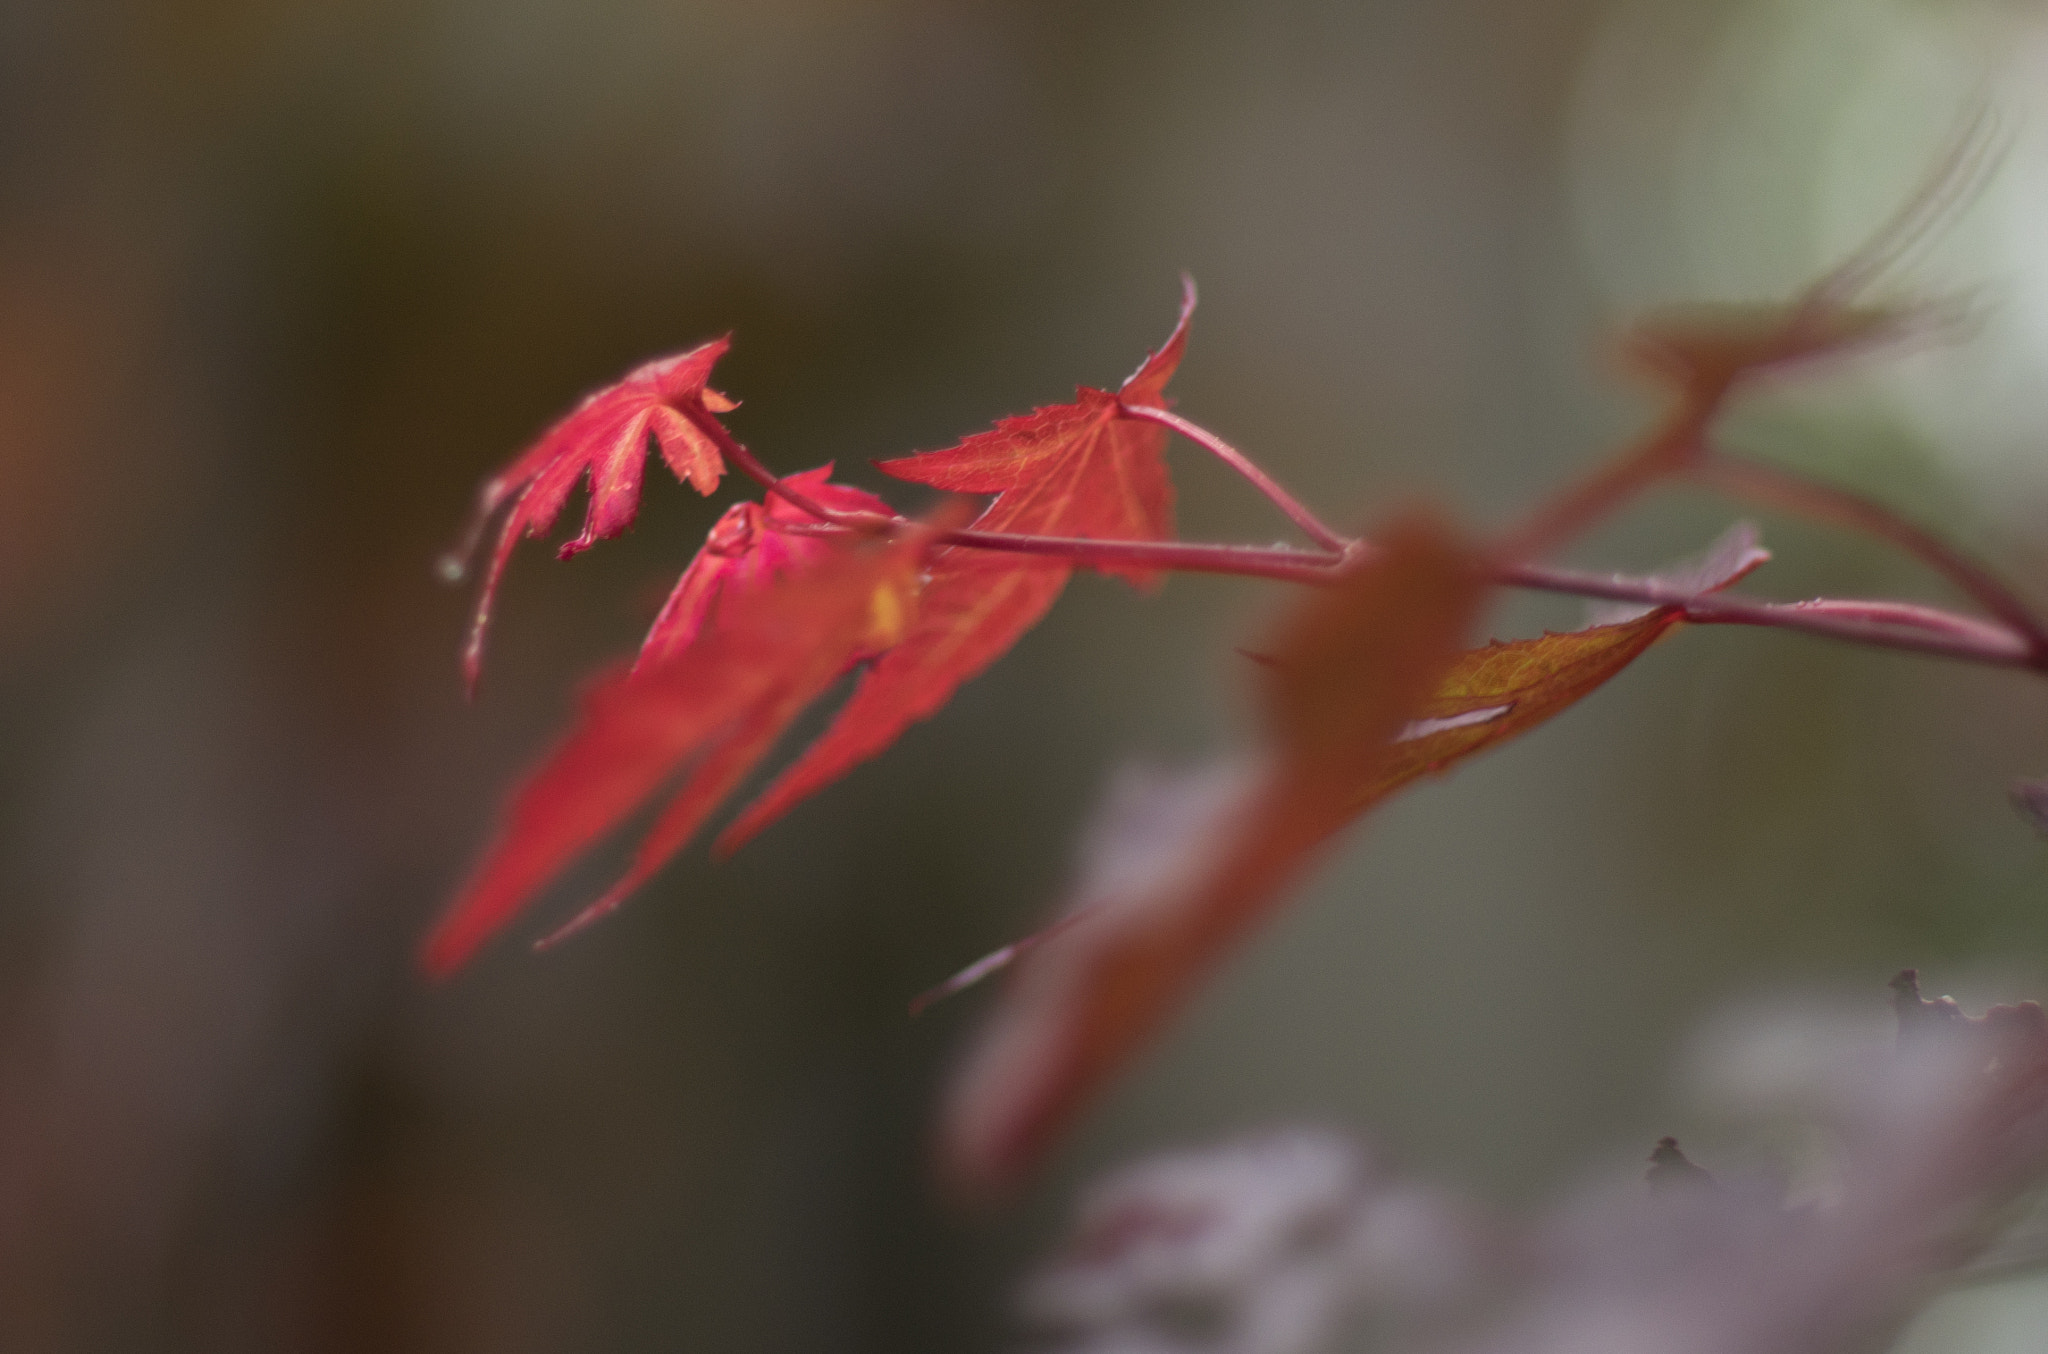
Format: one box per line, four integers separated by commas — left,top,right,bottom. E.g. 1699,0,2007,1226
1119,279,1196,406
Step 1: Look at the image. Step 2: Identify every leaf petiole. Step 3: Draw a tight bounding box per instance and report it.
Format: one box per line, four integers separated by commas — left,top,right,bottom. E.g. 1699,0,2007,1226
1117,403,1354,552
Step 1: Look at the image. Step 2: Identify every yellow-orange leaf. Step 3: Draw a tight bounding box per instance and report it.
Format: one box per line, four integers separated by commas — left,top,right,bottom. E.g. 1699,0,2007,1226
1369,610,1677,802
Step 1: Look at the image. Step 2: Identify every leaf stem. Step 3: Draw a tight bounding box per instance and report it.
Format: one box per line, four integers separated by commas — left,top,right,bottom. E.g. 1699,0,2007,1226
780,515,2036,672
937,528,1348,582
776,520,1351,583
1118,403,1354,552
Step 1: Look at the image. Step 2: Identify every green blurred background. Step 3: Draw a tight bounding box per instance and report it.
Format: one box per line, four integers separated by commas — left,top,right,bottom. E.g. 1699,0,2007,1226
5,0,2048,1348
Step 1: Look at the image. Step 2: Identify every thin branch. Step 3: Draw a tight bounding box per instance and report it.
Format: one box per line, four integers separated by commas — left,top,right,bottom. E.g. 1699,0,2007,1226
1500,559,2036,670
1783,597,2023,646
1118,403,1354,552
939,527,1351,582
776,519,1352,583
1690,452,2048,661
780,513,2037,671
700,395,2040,673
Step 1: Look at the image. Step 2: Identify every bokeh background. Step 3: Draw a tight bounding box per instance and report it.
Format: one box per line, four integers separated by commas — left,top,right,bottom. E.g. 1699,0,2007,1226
6,0,2048,1348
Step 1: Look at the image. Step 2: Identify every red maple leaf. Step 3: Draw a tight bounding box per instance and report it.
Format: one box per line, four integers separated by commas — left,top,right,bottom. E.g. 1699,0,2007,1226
635,464,893,670
421,518,934,978
448,337,739,691
713,282,1196,855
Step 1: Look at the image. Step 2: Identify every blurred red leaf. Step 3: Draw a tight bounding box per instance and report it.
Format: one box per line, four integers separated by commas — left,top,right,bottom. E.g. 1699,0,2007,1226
713,283,1196,856
422,519,932,978
635,464,893,670
934,523,1766,1194
449,337,739,691
939,513,1485,1198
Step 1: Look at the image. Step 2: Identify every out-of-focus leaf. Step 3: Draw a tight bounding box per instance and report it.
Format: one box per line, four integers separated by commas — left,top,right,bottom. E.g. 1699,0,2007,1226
1624,110,1998,396
940,515,1484,1198
936,524,1768,1194
1622,300,1948,394
422,521,930,978
635,464,892,670
2009,779,2048,836
1022,976,2048,1354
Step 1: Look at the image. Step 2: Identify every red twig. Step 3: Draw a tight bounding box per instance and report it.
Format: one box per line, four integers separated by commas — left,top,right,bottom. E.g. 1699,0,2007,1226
935,528,1347,582
1498,560,2036,670
700,373,2042,674
772,518,1351,582
1690,452,2048,662
780,515,2037,672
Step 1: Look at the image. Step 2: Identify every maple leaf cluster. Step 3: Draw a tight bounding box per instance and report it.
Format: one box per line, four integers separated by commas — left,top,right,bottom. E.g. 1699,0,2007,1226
421,276,1805,1197
427,119,2027,1196
427,285,1193,980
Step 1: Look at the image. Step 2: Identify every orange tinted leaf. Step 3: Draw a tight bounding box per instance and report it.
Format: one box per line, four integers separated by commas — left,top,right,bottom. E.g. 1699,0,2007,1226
450,337,737,691
1375,614,1676,792
1372,522,1767,801
940,514,1485,1197
712,284,1196,856
421,524,928,978
916,617,1693,1019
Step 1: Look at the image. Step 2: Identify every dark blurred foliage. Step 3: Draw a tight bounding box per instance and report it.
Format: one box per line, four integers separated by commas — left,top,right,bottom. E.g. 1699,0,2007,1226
2,0,2048,1350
